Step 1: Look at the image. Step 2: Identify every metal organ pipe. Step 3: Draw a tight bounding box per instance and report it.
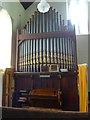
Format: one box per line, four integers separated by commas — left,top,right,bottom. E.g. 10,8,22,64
18,7,77,72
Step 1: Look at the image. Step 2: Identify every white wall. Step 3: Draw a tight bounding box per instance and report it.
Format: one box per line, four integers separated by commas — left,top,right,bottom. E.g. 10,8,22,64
88,34,90,92
88,1,90,91
24,2,67,25
76,35,88,64
88,1,90,34
0,2,25,107
2,2,26,66
76,35,88,91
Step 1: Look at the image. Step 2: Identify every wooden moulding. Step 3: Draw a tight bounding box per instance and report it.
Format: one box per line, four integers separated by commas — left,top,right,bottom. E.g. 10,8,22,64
3,68,14,107
2,106,88,118
18,31,75,45
14,71,78,78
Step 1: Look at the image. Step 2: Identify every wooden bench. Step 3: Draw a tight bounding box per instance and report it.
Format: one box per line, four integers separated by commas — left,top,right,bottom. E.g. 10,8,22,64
28,89,61,109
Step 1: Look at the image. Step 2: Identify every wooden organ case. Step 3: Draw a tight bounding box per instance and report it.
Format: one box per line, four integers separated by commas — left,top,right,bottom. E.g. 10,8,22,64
14,8,79,111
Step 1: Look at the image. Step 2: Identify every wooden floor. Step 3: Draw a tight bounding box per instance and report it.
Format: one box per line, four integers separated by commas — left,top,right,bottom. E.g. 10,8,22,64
1,106,88,119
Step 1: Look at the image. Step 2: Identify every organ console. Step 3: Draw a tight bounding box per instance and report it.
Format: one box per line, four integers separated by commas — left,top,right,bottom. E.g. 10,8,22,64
14,7,79,111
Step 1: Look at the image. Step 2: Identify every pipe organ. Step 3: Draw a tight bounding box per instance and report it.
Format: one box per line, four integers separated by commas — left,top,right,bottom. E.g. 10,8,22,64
16,8,77,72
14,7,79,111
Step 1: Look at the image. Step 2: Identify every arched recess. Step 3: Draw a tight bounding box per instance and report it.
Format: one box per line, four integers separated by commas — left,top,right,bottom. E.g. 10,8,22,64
0,8,12,70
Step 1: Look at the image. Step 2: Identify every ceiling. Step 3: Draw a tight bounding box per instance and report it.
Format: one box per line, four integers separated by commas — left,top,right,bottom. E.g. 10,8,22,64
20,0,35,10
20,0,68,10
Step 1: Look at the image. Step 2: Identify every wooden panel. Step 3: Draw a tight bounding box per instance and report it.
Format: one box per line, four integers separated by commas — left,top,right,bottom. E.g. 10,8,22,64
2,107,88,118
28,89,61,108
61,72,79,111
14,72,61,91
2,68,14,107
13,72,79,111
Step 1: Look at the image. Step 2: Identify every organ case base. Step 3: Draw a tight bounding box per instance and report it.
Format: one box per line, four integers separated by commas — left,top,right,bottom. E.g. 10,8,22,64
14,72,79,111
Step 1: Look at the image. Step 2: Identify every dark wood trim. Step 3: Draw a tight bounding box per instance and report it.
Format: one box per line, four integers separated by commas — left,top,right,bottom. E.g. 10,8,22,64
14,71,78,77
18,31,75,45
2,107,88,118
